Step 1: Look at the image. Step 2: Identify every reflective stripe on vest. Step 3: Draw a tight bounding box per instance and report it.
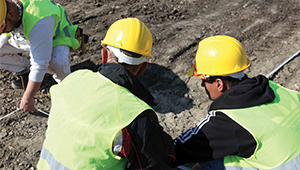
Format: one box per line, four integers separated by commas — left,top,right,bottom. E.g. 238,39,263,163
37,70,153,170
49,1,72,37
220,81,300,169
21,0,79,50
40,144,70,170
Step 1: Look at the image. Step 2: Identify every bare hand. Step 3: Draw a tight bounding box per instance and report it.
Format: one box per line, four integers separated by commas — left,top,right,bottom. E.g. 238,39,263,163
20,79,42,112
20,96,35,112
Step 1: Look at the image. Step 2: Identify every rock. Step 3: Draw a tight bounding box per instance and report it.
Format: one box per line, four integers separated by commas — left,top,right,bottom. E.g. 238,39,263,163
0,130,7,138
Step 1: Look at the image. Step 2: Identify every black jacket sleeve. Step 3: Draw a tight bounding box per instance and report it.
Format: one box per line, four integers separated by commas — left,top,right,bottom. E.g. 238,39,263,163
125,109,176,170
172,111,256,167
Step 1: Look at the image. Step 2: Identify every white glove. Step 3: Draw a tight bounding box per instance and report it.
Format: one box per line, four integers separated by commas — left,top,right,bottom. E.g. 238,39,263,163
0,33,11,48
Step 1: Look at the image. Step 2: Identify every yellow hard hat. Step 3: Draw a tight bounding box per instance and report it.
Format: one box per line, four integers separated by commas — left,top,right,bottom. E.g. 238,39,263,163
0,0,7,34
188,35,250,79
101,18,153,57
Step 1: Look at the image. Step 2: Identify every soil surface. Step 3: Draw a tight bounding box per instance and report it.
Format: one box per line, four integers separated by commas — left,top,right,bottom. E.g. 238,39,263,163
1,0,300,169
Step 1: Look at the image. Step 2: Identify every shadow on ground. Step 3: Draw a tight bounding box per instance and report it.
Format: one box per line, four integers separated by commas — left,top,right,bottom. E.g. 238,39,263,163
138,63,193,114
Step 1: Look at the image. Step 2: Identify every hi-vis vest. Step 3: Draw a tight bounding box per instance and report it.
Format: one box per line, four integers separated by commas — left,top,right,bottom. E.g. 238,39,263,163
21,0,80,50
219,81,300,170
37,70,153,170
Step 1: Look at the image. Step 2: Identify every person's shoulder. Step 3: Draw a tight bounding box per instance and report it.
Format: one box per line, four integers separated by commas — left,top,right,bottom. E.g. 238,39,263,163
129,109,159,125
137,109,157,119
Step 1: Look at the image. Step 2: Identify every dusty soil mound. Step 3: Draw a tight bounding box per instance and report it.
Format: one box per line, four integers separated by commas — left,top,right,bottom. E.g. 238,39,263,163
1,0,300,169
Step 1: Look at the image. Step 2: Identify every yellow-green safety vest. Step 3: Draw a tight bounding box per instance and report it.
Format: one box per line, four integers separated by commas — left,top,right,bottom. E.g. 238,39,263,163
21,0,80,50
37,70,153,170
220,81,300,170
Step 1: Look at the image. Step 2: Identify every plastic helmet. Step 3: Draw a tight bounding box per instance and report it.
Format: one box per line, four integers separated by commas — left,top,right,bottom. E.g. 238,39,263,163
101,18,153,57
188,35,250,79
0,0,7,34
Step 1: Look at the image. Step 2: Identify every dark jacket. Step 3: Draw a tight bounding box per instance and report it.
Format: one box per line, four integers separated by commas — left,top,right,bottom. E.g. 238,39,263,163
173,75,275,167
99,63,176,170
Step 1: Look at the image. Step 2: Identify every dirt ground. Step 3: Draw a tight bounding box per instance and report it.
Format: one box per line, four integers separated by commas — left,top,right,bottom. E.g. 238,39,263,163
1,0,300,169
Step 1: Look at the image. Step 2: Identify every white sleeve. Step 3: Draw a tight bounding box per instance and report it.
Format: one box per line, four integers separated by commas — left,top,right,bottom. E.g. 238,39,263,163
0,33,9,48
28,16,55,82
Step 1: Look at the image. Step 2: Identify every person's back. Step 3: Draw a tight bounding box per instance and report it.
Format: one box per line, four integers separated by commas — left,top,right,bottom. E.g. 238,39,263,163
37,18,175,170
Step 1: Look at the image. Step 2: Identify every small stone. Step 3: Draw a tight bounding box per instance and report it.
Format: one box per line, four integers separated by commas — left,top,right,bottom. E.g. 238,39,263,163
0,130,7,138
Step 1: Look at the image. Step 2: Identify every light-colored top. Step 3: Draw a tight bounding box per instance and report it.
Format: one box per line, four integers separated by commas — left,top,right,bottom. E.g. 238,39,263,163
12,16,54,82
28,16,54,82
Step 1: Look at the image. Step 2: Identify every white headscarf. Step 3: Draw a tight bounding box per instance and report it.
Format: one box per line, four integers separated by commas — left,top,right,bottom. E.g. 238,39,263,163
106,45,148,65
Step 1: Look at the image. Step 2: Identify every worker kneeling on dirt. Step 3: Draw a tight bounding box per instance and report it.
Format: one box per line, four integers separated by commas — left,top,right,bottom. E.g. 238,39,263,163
37,18,176,170
0,0,86,112
172,35,300,170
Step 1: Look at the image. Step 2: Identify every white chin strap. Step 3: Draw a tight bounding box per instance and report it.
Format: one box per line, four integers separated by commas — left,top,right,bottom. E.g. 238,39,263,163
106,45,147,65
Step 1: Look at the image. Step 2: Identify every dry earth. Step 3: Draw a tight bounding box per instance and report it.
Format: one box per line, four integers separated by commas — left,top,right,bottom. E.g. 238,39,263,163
1,0,300,169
